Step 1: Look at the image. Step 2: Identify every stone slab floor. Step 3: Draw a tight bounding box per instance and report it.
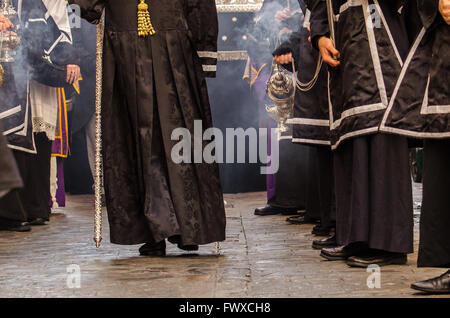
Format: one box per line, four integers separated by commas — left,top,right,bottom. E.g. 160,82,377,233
0,182,448,298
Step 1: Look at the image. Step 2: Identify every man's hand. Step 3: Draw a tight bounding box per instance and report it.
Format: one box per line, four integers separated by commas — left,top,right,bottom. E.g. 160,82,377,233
440,0,450,25
275,8,291,23
318,36,340,67
66,64,81,85
274,53,292,65
0,16,14,32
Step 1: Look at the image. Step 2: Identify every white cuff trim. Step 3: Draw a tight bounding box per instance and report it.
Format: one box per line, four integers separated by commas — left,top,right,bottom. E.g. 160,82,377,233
198,51,218,59
202,65,217,72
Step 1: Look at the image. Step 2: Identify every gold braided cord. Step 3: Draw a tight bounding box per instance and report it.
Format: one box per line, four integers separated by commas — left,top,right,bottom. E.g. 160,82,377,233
94,12,105,248
138,0,156,37
0,65,4,88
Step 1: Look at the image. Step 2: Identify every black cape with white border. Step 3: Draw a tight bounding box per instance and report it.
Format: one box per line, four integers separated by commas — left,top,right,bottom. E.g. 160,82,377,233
380,17,450,138
325,0,405,149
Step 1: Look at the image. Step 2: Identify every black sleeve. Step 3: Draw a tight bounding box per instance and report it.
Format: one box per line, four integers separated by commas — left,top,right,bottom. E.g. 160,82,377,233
51,42,79,67
309,0,329,50
45,13,78,66
272,30,303,72
273,31,302,56
272,31,303,71
186,0,218,78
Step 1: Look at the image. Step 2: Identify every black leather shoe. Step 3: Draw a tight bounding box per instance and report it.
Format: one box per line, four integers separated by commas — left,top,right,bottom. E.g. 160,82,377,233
254,205,281,216
312,224,334,236
254,205,298,216
28,218,48,226
320,242,369,261
346,250,407,267
286,214,319,225
178,244,199,251
0,219,31,232
411,271,450,294
139,240,166,257
312,234,337,250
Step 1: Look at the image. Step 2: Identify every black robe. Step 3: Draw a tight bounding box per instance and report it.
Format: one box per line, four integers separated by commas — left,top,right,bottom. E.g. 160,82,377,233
417,3,450,269
267,135,308,210
0,115,23,223
418,139,450,268
333,133,413,253
310,0,409,149
247,0,308,210
0,133,52,222
310,0,414,253
383,1,450,267
380,3,450,138
70,0,226,246
0,124,22,199
273,0,335,225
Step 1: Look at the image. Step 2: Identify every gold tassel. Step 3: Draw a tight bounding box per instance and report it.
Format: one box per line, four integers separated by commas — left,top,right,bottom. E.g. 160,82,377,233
138,0,156,37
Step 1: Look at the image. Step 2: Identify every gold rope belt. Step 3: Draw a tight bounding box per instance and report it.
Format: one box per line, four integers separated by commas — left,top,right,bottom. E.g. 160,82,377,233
138,0,156,37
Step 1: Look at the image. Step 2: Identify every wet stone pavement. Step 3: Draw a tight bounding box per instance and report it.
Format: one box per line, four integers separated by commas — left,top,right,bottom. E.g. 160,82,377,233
0,182,447,298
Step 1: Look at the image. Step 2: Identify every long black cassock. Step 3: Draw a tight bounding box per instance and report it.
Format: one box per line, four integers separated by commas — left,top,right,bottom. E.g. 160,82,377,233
310,0,414,253
274,0,335,225
380,1,450,138
70,0,226,246
380,1,450,267
0,124,22,199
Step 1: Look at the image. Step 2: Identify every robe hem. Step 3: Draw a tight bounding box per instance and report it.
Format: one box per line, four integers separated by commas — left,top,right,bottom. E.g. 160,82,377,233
110,236,226,247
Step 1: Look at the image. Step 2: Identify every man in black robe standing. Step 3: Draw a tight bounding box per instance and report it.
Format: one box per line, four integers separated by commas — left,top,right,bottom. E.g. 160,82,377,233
415,1,450,273
70,0,226,256
377,0,450,293
273,0,337,243
248,0,310,217
310,0,414,267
